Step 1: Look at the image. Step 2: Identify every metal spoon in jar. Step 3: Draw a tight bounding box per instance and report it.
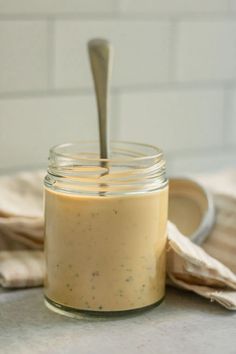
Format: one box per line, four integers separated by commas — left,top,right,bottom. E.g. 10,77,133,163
88,39,112,172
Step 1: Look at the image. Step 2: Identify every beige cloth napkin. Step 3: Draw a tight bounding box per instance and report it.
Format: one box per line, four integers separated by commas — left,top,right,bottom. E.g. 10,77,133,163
0,171,44,250
0,170,236,310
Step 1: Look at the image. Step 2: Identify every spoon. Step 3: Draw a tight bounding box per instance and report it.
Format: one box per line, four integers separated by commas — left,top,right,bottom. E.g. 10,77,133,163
88,38,112,164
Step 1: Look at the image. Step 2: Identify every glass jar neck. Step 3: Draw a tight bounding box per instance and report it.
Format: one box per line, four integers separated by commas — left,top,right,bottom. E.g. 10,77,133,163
45,141,168,196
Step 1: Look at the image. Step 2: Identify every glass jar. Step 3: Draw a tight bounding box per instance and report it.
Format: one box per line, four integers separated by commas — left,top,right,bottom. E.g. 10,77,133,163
44,141,168,317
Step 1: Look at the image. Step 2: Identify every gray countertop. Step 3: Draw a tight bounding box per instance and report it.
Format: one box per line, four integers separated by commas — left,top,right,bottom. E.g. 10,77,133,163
1,286,236,354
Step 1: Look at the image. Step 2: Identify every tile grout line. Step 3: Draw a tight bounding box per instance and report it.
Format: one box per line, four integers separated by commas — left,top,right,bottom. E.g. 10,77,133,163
113,0,123,15
221,88,233,147
0,12,236,21
228,0,233,12
0,81,236,100
46,19,55,90
168,20,178,82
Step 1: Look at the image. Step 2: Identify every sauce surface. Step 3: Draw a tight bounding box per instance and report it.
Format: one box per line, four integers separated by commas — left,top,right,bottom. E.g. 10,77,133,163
169,196,202,237
44,187,168,312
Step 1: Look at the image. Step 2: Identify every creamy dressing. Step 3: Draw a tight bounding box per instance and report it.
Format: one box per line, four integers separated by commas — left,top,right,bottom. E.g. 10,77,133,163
44,186,168,312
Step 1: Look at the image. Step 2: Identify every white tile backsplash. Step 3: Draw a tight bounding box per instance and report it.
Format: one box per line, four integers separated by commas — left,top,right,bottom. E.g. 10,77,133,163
118,89,224,151
175,21,236,82
0,21,48,93
54,20,171,89
0,0,117,14
0,2,235,173
229,0,236,11
167,149,236,175
0,94,117,170
228,90,236,145
120,0,229,14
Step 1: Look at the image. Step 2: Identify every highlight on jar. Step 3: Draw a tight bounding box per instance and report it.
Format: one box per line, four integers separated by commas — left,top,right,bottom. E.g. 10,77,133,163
43,39,169,317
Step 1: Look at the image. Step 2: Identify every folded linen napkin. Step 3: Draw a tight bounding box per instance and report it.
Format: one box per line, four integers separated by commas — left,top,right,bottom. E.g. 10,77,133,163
0,250,44,288
0,171,44,250
0,170,236,310
167,222,236,310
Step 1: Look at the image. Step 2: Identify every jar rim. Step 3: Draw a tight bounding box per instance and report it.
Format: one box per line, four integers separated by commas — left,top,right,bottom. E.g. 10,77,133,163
49,140,164,163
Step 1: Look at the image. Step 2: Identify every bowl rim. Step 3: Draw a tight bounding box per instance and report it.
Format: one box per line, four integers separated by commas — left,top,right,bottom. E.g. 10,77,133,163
169,176,216,245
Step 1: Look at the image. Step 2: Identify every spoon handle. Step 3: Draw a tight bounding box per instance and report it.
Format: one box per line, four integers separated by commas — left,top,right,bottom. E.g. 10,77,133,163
88,38,112,159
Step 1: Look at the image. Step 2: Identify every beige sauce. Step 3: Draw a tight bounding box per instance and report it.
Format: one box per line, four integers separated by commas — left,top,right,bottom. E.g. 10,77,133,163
168,196,202,237
44,186,168,312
